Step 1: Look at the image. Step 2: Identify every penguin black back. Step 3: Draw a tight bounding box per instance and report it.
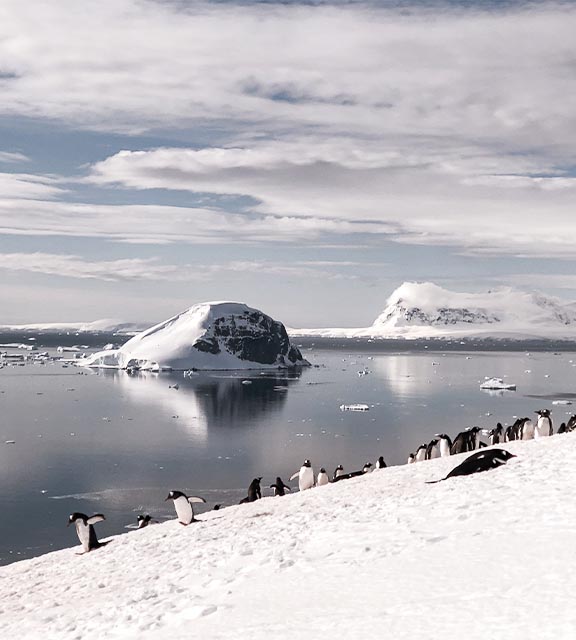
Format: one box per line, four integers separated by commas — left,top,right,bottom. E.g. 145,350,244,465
269,476,291,496
427,448,516,484
240,477,262,503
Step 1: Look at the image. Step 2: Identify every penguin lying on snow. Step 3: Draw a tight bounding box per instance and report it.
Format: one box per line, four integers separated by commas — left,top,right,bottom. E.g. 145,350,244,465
426,449,516,484
137,514,157,529
165,490,206,525
68,512,108,554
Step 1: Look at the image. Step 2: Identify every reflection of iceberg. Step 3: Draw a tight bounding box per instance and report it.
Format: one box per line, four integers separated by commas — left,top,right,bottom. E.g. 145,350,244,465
105,369,302,438
480,377,516,391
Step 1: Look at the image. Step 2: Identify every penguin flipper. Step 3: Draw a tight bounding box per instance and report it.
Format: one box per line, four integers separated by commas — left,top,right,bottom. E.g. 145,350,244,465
87,514,106,525
289,472,299,481
188,496,206,504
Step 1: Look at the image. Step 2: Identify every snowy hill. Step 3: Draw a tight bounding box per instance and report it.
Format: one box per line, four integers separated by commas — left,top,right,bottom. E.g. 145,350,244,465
0,319,144,334
83,302,309,371
290,282,576,340
2,434,576,639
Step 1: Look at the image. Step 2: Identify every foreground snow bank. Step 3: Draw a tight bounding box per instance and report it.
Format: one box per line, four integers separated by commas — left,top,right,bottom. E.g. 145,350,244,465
2,435,576,639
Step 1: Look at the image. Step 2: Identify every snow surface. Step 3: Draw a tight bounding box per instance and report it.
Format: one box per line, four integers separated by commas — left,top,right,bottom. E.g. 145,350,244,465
2,435,576,639
290,281,576,340
82,302,308,371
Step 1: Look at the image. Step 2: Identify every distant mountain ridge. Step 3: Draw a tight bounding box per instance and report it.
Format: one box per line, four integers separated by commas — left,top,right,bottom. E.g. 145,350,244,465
290,282,576,340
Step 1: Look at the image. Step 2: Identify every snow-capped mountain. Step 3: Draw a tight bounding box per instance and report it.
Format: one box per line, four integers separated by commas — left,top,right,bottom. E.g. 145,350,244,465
83,302,309,370
0,319,144,334
290,282,576,340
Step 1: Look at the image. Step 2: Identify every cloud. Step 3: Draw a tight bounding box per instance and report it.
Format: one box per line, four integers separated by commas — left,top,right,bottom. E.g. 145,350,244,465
0,173,64,199
0,253,358,282
0,151,28,164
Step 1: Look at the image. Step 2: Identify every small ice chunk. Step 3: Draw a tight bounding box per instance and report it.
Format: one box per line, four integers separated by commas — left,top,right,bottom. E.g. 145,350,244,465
340,403,370,412
5,440,15,444
552,400,572,405
480,377,516,391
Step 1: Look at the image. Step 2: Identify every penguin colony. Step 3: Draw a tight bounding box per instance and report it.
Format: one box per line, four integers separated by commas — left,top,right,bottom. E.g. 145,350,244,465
67,407,572,554
407,408,573,464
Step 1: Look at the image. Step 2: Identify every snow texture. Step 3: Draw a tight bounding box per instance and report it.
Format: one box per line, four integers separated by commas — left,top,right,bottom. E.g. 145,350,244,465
291,281,576,340
82,302,308,371
2,435,576,639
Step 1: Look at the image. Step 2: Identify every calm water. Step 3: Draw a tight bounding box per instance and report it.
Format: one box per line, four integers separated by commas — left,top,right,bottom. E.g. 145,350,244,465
1,345,575,565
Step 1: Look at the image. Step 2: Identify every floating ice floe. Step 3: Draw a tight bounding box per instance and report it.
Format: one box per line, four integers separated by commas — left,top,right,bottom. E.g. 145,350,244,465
340,403,370,412
552,400,572,405
479,377,517,391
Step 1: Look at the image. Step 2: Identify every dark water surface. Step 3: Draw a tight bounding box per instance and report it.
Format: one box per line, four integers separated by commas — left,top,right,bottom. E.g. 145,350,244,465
1,345,576,565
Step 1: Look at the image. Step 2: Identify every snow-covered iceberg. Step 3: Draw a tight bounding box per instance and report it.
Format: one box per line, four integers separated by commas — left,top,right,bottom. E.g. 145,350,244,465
479,377,517,391
82,302,309,371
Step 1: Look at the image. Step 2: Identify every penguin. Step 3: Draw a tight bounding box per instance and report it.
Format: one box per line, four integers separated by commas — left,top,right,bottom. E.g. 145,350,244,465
435,434,452,457
566,415,576,432
426,438,440,460
269,477,291,496
426,449,516,484
240,477,262,503
450,430,469,455
467,426,482,450
136,514,155,529
362,462,373,474
407,453,415,464
415,444,428,462
331,469,365,482
519,417,535,441
557,422,567,434
333,464,345,480
317,468,330,486
375,456,387,469
488,423,504,445
67,512,107,554
505,419,521,442
290,459,315,491
534,409,553,438
165,490,207,525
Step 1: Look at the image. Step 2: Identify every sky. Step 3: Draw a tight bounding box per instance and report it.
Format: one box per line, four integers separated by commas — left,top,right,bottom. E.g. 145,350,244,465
0,0,575,328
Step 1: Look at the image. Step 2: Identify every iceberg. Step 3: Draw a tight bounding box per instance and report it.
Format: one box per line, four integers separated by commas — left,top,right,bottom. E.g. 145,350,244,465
479,377,517,391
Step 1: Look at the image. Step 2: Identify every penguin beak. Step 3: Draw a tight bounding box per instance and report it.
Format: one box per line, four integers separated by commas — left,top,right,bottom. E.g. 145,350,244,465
164,496,171,502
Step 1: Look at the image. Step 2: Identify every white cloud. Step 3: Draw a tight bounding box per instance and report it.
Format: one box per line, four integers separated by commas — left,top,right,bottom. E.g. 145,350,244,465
0,173,64,199
0,253,357,282
0,151,28,164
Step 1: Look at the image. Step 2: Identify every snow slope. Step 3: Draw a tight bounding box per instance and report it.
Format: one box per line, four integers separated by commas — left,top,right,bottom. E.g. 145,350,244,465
2,434,576,639
83,302,308,371
290,281,576,340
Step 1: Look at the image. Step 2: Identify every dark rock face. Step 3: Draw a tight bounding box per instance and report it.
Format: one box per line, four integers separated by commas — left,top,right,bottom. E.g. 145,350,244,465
192,310,307,366
383,306,500,326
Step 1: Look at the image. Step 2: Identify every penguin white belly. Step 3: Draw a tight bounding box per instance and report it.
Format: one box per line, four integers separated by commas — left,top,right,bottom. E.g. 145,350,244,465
173,495,193,524
535,418,551,438
317,473,329,486
415,449,426,462
521,420,535,440
429,444,440,459
439,440,451,457
75,521,90,552
299,467,315,490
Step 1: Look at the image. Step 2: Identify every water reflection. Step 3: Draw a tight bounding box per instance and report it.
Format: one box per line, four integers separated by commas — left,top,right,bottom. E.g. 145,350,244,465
101,369,303,437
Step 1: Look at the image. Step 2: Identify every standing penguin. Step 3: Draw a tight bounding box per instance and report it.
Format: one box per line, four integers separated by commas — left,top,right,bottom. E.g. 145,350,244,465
415,444,428,462
534,409,553,438
407,453,416,464
333,464,345,480
488,424,504,445
557,422,567,434
68,512,107,554
436,434,453,457
165,490,207,525
317,468,330,486
270,477,291,496
375,456,387,469
240,477,262,504
290,459,315,490
519,417,535,440
426,439,440,460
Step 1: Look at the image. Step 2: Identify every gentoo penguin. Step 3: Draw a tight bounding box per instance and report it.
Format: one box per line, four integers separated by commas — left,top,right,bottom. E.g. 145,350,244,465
426,438,440,460
165,490,207,525
362,462,374,474
407,453,416,464
534,409,553,438
566,415,576,432
290,459,315,491
519,417,535,440
415,444,428,462
331,469,365,482
451,427,481,454
375,456,387,469
137,514,154,529
505,419,521,442
436,434,453,457
557,422,567,434
67,512,107,553
426,449,516,484
317,468,330,486
333,464,345,480
488,423,504,445
240,477,262,503
270,477,291,496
